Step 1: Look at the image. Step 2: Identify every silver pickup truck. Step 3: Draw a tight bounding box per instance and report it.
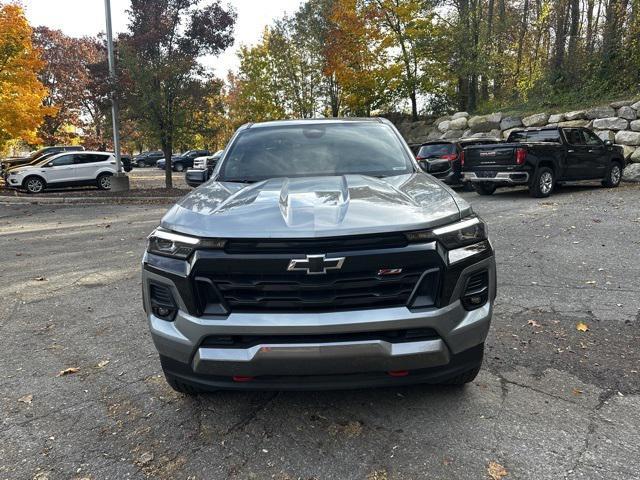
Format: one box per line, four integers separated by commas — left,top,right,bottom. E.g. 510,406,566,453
143,118,496,392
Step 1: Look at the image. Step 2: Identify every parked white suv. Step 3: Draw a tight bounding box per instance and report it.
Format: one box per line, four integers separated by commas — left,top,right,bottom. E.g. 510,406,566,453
4,151,118,194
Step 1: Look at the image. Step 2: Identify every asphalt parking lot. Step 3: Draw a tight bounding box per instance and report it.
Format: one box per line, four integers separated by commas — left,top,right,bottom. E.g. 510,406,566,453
1,182,639,479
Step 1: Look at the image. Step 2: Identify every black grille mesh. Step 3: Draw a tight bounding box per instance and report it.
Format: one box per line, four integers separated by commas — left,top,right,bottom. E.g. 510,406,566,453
203,268,426,313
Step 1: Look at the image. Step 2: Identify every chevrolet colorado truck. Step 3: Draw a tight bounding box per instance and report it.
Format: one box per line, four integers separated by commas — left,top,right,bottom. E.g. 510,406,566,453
143,118,496,392
461,126,625,197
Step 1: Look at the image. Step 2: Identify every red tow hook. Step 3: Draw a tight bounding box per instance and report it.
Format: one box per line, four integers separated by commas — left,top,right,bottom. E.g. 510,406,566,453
387,370,409,377
232,375,255,382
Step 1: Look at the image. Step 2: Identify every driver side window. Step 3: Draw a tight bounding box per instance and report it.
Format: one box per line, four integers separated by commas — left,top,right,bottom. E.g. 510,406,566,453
582,130,602,146
565,129,585,145
50,155,74,167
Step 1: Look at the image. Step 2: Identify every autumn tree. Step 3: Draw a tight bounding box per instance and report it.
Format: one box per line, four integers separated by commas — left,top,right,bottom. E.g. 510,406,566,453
33,28,99,145
327,0,398,116
366,0,435,120
226,36,287,126
0,4,52,152
120,0,236,188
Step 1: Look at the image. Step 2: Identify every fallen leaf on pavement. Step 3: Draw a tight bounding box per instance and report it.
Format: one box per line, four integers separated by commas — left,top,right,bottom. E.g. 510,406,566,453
18,394,33,404
57,367,80,377
576,322,589,332
585,281,596,285
572,388,583,396
487,461,508,479
136,451,154,466
34,276,47,281
97,360,110,368
527,320,541,328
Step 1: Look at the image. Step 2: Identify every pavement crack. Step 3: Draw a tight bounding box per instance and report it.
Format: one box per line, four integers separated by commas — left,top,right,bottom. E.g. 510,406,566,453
491,372,581,405
565,389,616,477
223,392,280,437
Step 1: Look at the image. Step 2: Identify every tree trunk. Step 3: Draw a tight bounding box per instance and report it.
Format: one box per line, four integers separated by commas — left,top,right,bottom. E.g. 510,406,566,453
409,90,418,120
585,0,595,54
551,0,569,82
458,76,469,111
469,75,478,112
493,0,506,97
481,0,495,101
601,0,629,74
515,0,530,78
566,0,580,77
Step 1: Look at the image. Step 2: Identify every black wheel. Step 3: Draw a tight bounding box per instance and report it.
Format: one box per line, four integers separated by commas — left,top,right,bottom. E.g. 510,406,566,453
163,370,207,395
23,176,45,194
137,160,145,168
474,182,497,195
440,365,481,385
174,162,185,172
602,162,622,188
97,173,112,190
463,182,475,192
530,167,555,198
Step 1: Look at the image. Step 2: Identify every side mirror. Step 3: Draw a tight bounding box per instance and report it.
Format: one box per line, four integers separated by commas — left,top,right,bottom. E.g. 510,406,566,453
604,140,613,146
185,168,208,188
418,160,428,171
45,162,53,167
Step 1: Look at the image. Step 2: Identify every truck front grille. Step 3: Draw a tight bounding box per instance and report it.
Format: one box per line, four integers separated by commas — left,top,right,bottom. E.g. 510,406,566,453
203,267,427,312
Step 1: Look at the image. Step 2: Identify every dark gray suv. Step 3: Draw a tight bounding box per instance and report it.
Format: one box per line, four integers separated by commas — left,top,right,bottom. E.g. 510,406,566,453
142,118,496,392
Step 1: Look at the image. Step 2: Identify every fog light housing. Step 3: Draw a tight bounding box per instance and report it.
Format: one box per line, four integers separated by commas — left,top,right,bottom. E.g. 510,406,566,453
149,283,178,321
461,270,489,311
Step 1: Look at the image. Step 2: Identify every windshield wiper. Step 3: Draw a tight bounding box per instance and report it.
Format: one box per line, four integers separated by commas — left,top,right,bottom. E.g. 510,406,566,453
222,178,259,184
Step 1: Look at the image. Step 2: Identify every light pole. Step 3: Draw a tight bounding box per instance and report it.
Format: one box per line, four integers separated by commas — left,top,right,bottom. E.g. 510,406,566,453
104,0,129,191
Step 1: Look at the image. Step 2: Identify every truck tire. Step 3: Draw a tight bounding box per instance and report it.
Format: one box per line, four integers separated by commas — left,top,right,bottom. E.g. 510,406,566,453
163,370,208,395
440,365,481,385
474,183,497,196
602,161,622,188
530,167,554,198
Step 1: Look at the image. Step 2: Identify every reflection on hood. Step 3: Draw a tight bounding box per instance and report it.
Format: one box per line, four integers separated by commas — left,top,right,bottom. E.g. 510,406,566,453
161,174,470,239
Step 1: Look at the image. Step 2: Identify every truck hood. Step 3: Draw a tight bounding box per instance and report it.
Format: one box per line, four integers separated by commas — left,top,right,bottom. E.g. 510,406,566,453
161,174,471,239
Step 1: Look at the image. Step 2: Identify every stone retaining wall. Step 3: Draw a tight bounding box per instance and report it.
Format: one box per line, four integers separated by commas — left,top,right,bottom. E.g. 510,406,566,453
393,99,640,181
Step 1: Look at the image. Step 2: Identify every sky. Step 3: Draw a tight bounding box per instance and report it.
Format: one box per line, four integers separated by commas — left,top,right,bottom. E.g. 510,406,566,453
22,0,304,76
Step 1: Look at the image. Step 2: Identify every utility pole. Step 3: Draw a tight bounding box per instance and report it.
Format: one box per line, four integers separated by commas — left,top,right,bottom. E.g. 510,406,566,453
104,0,130,191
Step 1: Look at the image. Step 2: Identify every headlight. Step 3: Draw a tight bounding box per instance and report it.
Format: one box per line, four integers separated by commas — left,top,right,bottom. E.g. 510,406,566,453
405,216,489,255
147,228,225,259
432,217,487,249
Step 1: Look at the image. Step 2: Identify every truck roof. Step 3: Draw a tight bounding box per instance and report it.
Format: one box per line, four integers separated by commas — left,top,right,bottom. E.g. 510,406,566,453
245,118,385,129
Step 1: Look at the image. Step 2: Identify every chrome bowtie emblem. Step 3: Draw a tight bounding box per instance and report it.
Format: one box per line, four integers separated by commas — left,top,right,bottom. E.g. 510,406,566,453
287,254,345,275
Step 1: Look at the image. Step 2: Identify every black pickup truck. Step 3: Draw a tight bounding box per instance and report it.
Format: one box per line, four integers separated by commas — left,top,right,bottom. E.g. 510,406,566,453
461,126,626,197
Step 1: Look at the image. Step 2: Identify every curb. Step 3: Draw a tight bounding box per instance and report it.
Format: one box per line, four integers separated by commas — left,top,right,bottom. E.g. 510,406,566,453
0,195,178,205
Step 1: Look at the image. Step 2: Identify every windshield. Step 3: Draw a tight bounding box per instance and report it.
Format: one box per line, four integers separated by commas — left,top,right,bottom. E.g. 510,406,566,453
417,143,456,158
219,122,414,182
508,130,561,143
27,148,50,161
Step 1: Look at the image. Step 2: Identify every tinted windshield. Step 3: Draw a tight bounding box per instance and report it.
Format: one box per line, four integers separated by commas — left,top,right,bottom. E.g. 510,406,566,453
417,143,456,158
508,130,561,143
28,148,50,161
219,122,413,182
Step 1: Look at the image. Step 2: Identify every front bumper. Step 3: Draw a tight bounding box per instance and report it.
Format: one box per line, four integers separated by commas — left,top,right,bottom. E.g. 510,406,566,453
4,175,22,187
143,251,495,388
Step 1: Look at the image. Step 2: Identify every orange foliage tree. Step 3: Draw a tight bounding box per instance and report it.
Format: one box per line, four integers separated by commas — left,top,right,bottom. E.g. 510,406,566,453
326,0,399,116
0,3,53,152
